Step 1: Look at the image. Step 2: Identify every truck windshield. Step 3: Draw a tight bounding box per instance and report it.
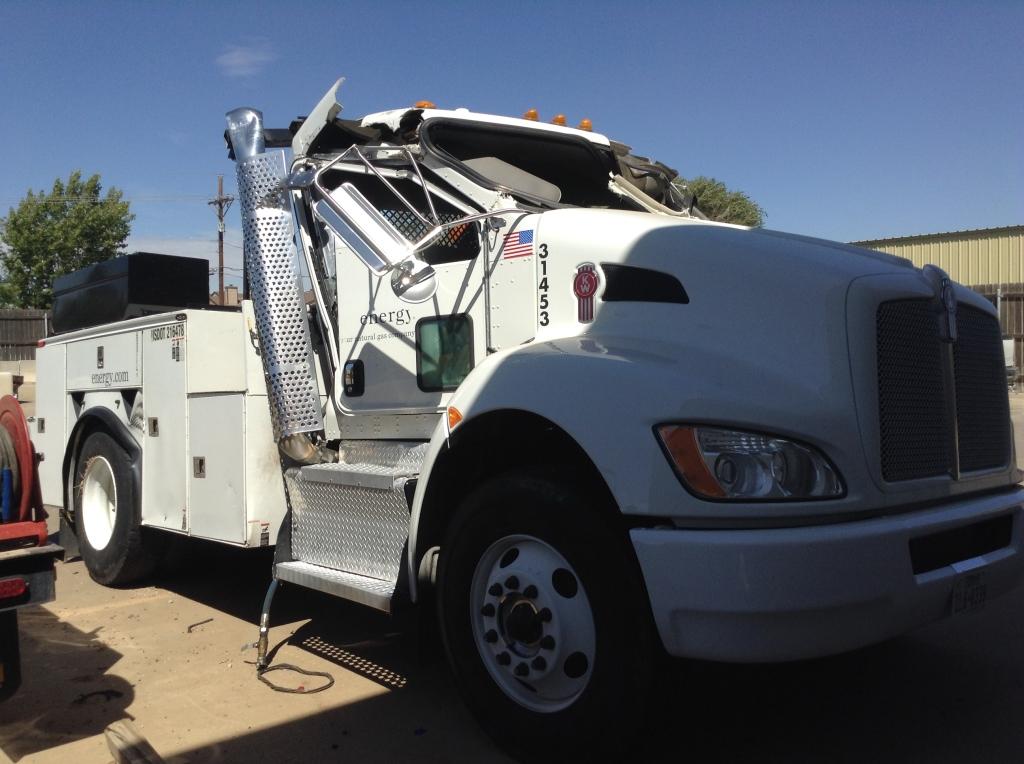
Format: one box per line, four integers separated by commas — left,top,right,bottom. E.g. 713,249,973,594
422,120,624,208
421,119,696,215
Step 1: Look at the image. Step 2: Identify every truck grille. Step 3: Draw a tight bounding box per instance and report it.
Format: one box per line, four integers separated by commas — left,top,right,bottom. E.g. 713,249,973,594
877,299,1009,482
954,305,1012,472
877,300,951,481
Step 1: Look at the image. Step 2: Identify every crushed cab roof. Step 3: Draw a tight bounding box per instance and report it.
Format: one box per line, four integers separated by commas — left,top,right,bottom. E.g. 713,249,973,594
359,108,612,148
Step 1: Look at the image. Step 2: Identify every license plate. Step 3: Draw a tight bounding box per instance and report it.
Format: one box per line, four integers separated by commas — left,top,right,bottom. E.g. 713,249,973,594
951,572,987,615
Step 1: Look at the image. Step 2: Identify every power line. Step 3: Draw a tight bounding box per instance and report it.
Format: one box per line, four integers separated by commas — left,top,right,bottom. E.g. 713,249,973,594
0,195,210,204
208,176,235,305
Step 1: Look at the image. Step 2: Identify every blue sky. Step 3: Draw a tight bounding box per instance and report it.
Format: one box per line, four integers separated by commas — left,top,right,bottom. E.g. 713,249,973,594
1,1,1021,289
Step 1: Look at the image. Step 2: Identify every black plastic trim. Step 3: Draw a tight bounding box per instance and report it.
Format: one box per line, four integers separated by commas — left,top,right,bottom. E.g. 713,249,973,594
600,263,689,304
909,513,1012,574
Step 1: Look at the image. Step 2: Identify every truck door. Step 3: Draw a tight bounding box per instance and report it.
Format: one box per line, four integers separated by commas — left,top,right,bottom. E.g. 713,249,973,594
331,173,486,416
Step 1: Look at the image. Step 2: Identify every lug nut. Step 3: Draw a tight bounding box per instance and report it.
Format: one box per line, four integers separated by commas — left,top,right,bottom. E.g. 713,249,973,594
485,629,498,643
481,603,495,617
540,635,556,650
538,607,552,622
496,652,511,666
523,585,538,598
531,656,547,671
505,576,519,591
514,662,529,677
488,583,503,597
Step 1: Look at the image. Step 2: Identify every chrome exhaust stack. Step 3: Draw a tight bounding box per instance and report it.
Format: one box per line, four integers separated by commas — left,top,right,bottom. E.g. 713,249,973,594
226,107,325,460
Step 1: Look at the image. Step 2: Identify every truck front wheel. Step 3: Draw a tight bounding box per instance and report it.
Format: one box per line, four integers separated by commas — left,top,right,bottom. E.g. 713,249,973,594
74,431,158,586
437,473,656,760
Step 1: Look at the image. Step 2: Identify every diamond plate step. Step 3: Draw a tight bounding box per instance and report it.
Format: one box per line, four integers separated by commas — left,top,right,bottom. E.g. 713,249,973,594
282,440,428,600
299,462,413,491
275,560,396,612
301,441,430,490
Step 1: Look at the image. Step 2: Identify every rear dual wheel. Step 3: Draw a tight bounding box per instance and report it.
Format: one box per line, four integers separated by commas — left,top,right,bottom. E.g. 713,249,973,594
74,431,159,586
438,473,656,761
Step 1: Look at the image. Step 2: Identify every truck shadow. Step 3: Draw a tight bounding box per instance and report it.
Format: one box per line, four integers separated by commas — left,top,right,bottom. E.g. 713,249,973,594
0,606,135,762
162,628,1024,764
640,619,1023,762
149,541,1024,762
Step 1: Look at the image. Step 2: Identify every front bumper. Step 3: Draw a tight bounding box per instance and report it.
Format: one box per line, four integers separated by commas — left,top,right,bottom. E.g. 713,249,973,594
631,488,1024,662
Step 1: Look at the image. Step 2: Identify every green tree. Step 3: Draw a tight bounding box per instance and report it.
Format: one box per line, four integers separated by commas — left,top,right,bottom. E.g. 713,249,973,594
673,176,765,227
0,171,133,308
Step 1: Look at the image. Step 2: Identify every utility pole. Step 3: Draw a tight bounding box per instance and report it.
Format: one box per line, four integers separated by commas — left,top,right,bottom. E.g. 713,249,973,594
208,175,234,305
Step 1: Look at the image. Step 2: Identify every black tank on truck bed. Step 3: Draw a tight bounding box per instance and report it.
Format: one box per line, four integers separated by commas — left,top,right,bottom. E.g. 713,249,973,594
51,252,212,333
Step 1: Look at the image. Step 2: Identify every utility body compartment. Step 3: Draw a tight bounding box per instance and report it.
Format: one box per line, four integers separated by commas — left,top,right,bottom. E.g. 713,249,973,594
33,302,322,547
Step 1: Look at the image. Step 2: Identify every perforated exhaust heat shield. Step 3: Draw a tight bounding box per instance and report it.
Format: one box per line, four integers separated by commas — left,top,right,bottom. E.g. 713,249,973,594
227,107,324,439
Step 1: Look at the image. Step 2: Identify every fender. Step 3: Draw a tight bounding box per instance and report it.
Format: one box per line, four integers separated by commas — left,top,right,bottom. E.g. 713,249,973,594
406,334,691,600
62,406,143,530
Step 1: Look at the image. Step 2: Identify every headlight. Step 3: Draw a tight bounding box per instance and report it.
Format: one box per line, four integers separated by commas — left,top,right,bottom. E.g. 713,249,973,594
656,425,843,500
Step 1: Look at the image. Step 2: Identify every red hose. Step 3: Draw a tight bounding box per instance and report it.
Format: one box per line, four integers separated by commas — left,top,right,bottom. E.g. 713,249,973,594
0,395,46,548
0,396,35,523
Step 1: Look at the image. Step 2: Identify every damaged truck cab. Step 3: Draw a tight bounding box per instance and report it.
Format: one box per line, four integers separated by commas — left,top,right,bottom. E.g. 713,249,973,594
39,78,1024,758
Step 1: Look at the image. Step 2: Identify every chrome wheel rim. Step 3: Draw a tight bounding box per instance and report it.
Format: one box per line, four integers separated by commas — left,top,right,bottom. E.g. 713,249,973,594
470,534,596,713
81,456,117,551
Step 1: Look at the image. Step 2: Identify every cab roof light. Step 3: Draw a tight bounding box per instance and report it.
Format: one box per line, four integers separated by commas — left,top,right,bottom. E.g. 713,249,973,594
577,118,593,131
523,108,539,121
551,114,567,126
415,100,436,109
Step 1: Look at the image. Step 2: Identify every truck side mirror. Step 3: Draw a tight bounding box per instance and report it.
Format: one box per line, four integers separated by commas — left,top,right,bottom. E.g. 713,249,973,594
313,183,437,303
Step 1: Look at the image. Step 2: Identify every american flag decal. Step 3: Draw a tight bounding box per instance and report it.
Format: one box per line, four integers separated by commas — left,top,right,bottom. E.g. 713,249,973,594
574,263,599,323
502,229,534,259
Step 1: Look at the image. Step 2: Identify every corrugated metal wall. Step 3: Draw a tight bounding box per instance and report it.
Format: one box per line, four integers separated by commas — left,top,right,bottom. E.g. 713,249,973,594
852,226,1024,287
0,309,48,361
852,226,1024,380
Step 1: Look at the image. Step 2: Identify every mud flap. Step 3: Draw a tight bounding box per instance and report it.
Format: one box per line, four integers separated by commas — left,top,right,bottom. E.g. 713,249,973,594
59,512,81,561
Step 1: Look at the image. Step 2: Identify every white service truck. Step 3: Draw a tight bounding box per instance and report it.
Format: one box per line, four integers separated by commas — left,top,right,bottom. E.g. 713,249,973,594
35,79,1024,758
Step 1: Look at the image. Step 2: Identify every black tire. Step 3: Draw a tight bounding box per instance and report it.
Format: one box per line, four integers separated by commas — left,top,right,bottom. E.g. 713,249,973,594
437,473,657,762
74,431,159,586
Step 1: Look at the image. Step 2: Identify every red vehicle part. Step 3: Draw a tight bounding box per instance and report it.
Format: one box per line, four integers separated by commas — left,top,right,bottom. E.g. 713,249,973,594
0,395,46,549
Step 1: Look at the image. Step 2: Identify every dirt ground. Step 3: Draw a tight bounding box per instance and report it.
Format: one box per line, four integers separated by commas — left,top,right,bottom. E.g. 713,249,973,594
0,541,512,764
3,396,1024,763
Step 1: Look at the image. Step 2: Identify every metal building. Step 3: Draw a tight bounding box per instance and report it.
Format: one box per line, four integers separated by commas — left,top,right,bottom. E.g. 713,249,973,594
852,225,1024,380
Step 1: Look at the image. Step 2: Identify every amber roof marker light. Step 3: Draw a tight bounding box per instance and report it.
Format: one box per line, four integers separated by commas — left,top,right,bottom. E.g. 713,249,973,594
577,118,593,131
415,100,436,109
551,114,567,126
523,108,539,121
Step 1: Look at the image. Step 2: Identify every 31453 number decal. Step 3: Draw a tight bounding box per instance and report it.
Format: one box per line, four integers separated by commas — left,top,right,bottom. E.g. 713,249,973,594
538,243,550,326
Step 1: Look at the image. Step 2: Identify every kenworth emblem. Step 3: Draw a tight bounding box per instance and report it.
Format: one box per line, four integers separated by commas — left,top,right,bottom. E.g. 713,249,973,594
573,263,600,323
923,264,957,343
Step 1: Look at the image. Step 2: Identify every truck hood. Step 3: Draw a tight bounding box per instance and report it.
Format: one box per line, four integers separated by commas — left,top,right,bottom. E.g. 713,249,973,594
535,208,912,290
518,209,1012,521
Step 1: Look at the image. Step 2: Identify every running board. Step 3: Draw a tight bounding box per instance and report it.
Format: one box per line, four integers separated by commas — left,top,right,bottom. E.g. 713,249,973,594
275,560,396,613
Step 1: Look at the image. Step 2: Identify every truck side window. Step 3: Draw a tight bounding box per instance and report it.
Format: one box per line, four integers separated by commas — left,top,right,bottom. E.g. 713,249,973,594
417,315,474,392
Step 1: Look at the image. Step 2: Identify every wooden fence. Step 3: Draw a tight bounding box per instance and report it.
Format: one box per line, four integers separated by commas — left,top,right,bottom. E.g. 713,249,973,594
0,309,48,361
